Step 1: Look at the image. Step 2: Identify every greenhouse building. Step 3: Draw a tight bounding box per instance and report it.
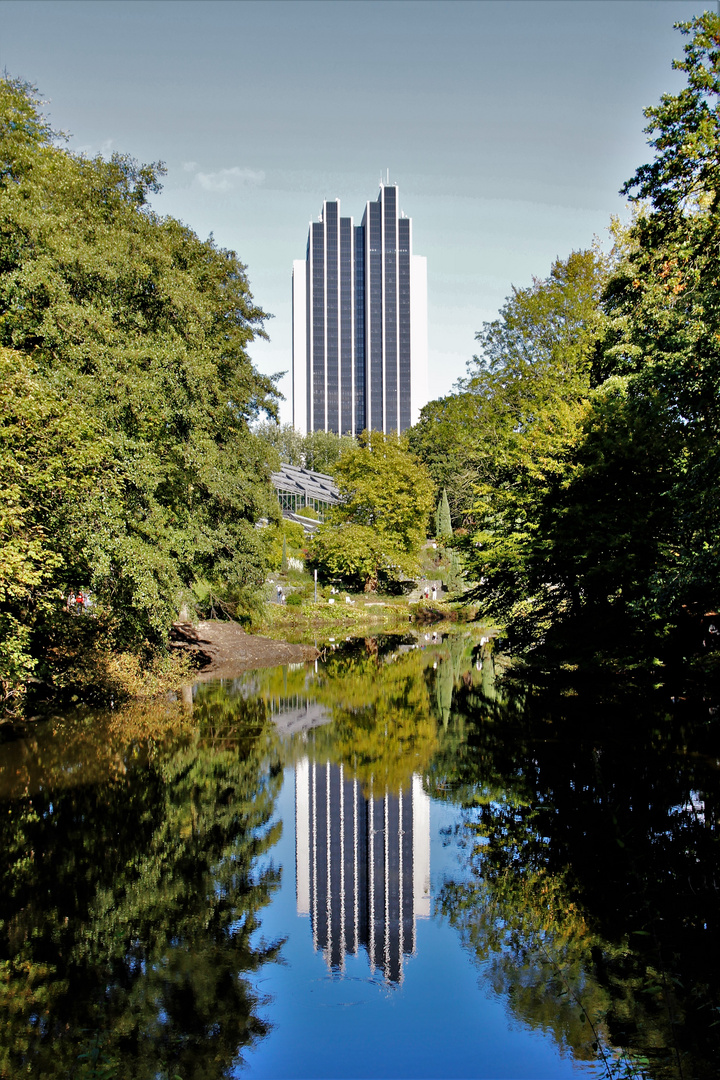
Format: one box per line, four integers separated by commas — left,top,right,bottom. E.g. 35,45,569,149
270,464,340,523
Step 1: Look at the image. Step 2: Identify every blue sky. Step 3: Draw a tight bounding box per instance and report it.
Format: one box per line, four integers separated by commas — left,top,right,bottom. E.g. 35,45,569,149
0,0,708,419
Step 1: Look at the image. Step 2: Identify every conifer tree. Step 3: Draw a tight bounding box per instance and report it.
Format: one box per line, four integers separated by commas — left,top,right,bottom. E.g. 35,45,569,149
438,489,453,539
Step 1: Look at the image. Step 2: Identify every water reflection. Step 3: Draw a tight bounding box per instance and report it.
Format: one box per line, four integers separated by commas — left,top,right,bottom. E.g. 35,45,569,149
0,629,717,1079
295,758,430,983
0,698,285,1079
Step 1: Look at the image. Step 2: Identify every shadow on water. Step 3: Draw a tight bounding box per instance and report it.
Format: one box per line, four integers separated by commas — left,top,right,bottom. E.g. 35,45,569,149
432,646,720,1080
0,628,717,1079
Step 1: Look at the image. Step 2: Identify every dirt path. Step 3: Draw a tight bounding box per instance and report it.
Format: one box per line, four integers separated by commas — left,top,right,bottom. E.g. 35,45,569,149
170,620,318,679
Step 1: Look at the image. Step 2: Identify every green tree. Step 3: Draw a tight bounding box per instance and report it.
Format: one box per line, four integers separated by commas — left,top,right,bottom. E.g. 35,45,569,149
309,430,434,590
600,11,720,624
253,422,305,469
0,346,117,703
303,428,354,472
408,391,488,528
437,488,452,539
331,430,434,551
0,78,279,703
450,250,609,639
253,423,353,474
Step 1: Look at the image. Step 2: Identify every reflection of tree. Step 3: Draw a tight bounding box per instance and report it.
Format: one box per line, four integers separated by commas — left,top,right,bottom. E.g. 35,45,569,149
435,668,720,1080
309,646,438,795
0,692,284,1079
438,819,614,1066
241,636,449,794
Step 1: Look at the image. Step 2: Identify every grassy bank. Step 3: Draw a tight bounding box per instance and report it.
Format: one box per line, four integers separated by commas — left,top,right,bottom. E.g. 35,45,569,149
252,594,475,643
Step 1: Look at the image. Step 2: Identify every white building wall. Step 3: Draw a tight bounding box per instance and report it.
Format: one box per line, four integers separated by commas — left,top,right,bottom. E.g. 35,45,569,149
292,259,308,435
412,772,431,919
295,756,310,915
409,254,428,427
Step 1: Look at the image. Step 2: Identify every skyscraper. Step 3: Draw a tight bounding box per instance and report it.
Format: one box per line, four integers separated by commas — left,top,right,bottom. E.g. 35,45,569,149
292,182,428,436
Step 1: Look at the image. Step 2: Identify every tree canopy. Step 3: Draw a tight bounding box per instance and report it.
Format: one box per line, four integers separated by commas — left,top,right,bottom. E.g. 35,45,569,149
253,422,354,473
408,13,720,656
0,78,278,705
309,430,434,590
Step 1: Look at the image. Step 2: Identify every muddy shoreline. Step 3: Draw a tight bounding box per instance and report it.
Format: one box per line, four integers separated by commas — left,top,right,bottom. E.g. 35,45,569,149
169,620,319,680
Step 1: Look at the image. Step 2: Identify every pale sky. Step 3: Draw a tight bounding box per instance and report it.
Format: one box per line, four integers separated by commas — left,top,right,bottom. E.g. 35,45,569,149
0,0,708,420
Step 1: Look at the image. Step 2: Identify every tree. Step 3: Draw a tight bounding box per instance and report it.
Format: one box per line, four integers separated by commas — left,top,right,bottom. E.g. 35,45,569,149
331,430,434,552
303,429,355,473
437,488,452,540
0,346,116,703
452,15,720,649
601,11,720,623
408,390,489,529
253,423,353,473
448,250,609,639
309,430,435,590
308,523,397,592
0,78,279,703
253,422,305,469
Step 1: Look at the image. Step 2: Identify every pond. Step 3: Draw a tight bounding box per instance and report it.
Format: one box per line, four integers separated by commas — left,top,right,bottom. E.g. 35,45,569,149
0,630,717,1079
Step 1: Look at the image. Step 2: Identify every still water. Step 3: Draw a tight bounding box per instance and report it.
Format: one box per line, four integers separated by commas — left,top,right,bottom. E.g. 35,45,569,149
0,631,717,1079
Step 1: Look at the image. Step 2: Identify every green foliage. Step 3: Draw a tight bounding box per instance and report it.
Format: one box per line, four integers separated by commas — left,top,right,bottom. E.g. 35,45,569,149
308,523,403,592
253,422,353,473
437,488,452,539
467,11,720,647
304,428,355,472
603,11,720,620
309,430,434,590
0,78,278,704
297,504,319,520
253,422,305,469
444,250,609,638
330,430,434,551
408,391,489,528
263,519,306,573
0,346,117,700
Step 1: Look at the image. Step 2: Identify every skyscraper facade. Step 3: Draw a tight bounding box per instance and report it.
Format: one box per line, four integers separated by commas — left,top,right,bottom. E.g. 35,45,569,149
292,182,428,436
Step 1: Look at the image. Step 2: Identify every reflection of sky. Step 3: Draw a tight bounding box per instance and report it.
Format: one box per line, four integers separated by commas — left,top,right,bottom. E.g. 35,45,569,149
244,767,592,1079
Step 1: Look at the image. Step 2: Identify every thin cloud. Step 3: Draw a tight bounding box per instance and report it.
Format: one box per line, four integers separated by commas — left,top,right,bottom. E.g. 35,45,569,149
196,166,265,192
183,161,198,172
73,137,114,158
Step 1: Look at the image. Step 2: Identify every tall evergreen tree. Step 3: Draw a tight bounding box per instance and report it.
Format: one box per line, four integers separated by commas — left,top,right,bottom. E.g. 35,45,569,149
438,488,453,539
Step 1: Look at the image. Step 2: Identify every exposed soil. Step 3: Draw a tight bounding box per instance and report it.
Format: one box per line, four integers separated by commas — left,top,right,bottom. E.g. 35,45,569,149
169,620,318,679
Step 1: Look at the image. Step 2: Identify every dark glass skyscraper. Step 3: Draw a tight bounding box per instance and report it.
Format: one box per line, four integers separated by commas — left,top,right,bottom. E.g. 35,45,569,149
292,182,427,436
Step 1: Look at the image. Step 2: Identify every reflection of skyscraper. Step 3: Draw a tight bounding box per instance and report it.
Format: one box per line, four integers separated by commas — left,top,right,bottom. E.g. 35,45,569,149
295,758,430,984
